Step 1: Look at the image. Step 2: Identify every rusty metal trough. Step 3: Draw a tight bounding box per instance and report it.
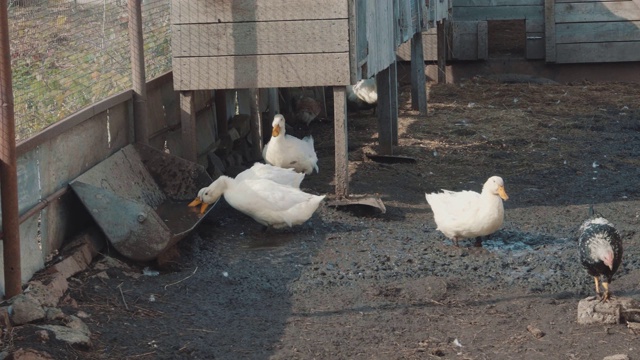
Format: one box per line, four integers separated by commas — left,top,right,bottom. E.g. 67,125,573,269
70,143,214,261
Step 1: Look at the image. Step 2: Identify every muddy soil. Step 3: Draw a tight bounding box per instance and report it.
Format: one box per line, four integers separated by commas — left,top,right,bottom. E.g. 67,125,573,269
8,79,640,359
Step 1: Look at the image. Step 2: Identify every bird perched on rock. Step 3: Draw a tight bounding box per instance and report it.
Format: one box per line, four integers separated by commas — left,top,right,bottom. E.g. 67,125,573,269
425,176,509,247
578,206,623,302
262,114,319,175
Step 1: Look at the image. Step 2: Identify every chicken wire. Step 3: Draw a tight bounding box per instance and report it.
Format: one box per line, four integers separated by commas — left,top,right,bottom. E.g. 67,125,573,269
9,0,171,141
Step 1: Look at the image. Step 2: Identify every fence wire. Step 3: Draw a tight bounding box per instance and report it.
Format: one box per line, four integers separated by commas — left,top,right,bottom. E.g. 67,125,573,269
9,0,171,141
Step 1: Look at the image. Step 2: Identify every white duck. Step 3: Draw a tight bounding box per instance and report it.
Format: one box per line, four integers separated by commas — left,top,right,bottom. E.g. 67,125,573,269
425,176,509,247
262,114,319,175
236,162,304,188
346,78,377,113
188,176,325,229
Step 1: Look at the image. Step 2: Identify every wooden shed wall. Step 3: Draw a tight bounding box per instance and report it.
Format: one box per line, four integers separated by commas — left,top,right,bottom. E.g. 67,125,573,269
171,0,352,89
549,0,640,63
450,0,544,60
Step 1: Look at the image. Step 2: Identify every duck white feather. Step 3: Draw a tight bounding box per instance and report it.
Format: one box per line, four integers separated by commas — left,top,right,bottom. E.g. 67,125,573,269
425,176,509,246
236,162,304,188
189,176,324,229
262,114,319,175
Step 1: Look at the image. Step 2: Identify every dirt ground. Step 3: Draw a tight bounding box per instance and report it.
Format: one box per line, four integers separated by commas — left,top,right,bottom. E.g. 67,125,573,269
7,78,640,359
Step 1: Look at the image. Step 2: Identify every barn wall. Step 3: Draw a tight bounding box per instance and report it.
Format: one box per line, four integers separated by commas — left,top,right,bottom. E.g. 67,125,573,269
551,0,640,63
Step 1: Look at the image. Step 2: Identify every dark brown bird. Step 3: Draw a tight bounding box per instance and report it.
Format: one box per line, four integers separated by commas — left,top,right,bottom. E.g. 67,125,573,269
578,207,623,302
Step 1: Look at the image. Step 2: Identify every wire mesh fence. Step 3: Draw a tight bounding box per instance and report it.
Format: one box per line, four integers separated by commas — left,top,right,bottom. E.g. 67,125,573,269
9,0,171,141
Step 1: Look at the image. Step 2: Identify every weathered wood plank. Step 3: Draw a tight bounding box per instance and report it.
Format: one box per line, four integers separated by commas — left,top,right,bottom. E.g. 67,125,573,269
173,53,351,90
171,0,348,24
437,20,447,83
555,1,640,23
180,91,197,162
410,31,428,114
452,21,479,60
556,21,640,43
556,0,633,3
453,5,544,20
526,18,545,32
545,0,556,62
477,21,488,60
172,20,349,57
396,28,437,61
455,0,543,6
376,66,393,155
556,41,640,63
333,86,349,198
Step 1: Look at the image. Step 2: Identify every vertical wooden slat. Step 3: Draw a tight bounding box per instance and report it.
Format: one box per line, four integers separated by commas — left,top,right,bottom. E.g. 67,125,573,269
545,0,556,62
267,88,279,125
180,91,197,162
410,31,427,114
333,86,349,198
214,90,229,136
249,89,263,161
128,0,149,145
437,20,447,83
0,0,21,298
376,66,393,155
477,21,488,60
390,62,398,146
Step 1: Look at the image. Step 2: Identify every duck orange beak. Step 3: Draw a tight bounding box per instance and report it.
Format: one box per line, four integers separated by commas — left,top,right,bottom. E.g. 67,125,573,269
188,198,209,214
498,186,509,201
272,125,280,137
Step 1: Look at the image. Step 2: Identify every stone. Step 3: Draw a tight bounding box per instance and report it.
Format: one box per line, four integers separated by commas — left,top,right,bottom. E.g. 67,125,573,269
9,348,54,360
35,330,49,342
44,307,65,321
38,316,91,348
603,355,629,360
25,274,68,308
9,295,45,325
577,296,640,325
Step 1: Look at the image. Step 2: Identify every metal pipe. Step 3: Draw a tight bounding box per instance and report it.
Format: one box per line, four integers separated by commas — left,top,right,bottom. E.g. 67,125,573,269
128,0,149,144
0,0,22,298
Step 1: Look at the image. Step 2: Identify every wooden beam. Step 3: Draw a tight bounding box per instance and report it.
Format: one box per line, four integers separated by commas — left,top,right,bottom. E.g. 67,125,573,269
390,62,398,146
410,31,428,115
180,91,197,162
214,90,229,137
437,20,447,84
248,89,263,161
333,86,349,198
545,0,556,62
376,66,393,155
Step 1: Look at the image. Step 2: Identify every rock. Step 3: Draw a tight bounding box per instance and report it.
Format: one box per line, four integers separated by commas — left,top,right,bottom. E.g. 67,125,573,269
0,307,11,330
577,296,640,325
526,324,545,338
35,330,49,342
25,274,68,308
9,348,54,360
38,316,91,348
603,355,629,360
9,295,45,325
44,307,65,321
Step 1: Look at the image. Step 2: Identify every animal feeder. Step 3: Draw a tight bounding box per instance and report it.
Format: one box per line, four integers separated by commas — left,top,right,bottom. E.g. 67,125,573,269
70,144,214,261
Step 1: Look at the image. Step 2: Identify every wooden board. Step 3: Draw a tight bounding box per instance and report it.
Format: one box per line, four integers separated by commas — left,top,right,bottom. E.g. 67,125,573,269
171,0,348,24
396,28,438,61
557,41,640,63
545,0,556,62
453,5,544,20
455,0,543,6
173,53,351,90
555,1,640,23
451,21,480,60
556,21,640,43
172,20,349,57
